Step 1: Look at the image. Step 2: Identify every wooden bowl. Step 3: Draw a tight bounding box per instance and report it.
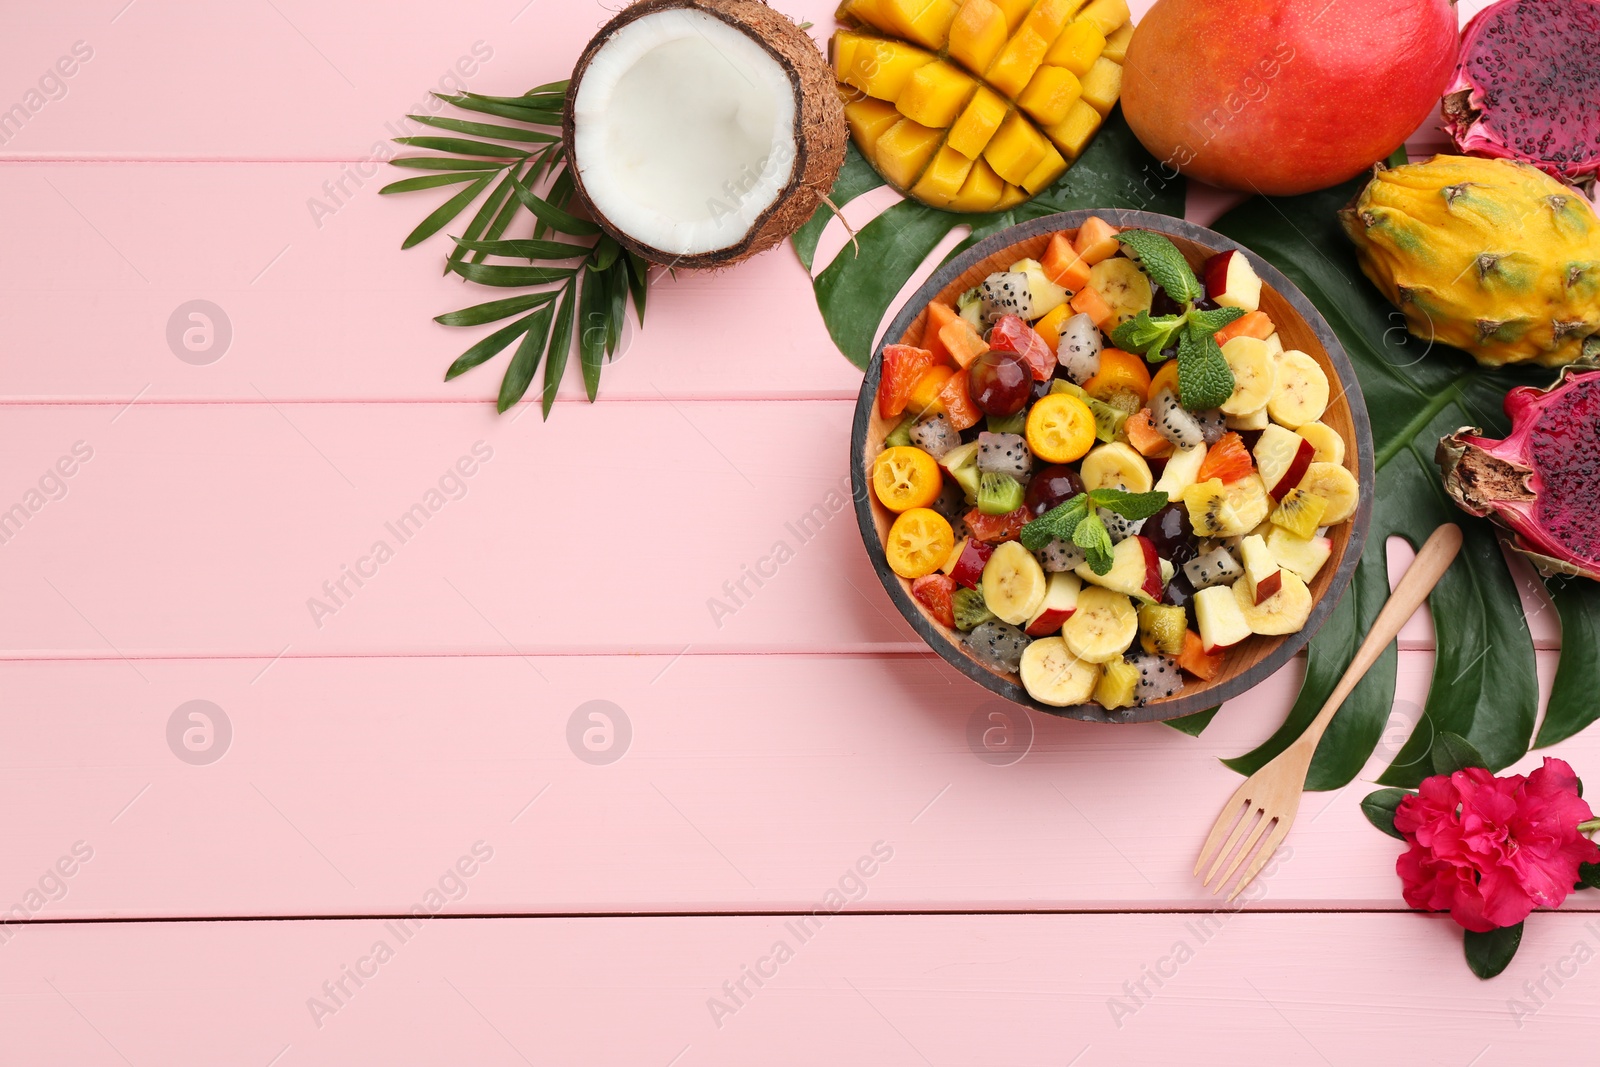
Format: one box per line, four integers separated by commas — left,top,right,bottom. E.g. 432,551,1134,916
850,210,1374,723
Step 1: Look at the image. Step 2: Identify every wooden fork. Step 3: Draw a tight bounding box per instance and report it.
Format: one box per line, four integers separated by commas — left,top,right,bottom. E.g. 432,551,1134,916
1196,523,1465,901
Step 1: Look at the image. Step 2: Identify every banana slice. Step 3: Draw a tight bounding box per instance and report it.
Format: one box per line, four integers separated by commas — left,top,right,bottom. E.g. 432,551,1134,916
1225,406,1269,431
1298,462,1359,524
1079,442,1153,494
1267,350,1331,428
981,541,1049,625
1296,421,1345,465
1019,636,1101,707
1062,586,1139,663
1219,336,1277,416
1087,258,1153,328
1232,569,1313,635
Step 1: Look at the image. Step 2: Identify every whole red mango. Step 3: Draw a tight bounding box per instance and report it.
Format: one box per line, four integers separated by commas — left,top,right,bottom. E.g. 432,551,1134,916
1123,0,1459,195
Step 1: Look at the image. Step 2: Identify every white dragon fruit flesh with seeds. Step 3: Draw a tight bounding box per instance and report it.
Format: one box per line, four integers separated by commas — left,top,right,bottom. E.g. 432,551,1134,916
980,271,1033,323
1184,545,1245,590
910,413,960,459
1036,539,1088,573
1150,388,1205,450
1057,312,1103,383
966,619,1031,674
1125,651,1183,703
977,432,1032,480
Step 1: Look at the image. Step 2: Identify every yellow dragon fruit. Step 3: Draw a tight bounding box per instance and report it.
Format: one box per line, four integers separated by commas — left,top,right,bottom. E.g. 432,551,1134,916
1340,155,1600,367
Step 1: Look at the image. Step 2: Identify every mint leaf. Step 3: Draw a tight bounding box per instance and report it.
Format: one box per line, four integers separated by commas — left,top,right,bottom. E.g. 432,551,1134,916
1117,231,1202,305
1019,494,1089,552
1073,512,1116,574
1090,488,1170,520
1110,311,1185,358
1177,324,1235,410
1185,306,1246,335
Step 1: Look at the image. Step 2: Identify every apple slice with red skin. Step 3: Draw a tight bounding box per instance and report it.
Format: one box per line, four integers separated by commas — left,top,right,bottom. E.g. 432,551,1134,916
1203,249,1263,314
1252,425,1316,500
1239,534,1283,606
1025,572,1082,636
948,538,995,590
1194,585,1253,651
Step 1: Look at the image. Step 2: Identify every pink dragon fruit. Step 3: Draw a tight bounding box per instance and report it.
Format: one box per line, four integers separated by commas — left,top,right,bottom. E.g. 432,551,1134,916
1442,0,1600,189
1437,366,1600,580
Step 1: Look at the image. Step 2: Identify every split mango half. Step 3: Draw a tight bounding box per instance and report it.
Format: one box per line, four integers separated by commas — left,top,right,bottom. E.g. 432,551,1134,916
833,0,1132,212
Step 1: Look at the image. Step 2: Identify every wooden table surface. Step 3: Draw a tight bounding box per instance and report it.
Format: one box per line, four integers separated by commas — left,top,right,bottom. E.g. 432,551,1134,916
3,1,1593,1063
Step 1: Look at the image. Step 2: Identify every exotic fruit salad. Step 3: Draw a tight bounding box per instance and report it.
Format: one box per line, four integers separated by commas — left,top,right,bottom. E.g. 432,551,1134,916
1439,366,1600,581
870,217,1360,710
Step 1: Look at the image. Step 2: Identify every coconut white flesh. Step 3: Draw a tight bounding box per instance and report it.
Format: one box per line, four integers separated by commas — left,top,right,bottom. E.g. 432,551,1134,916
571,9,798,258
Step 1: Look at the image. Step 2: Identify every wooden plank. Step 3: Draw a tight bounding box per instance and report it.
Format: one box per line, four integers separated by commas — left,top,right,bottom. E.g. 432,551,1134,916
0,401,1556,656
0,649,1587,918
3,911,1595,1064
0,163,861,404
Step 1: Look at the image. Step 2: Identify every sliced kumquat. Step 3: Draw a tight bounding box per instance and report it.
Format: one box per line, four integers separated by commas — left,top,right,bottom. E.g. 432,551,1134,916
1025,392,1097,463
1148,356,1181,401
1084,346,1152,406
885,508,956,579
873,446,944,512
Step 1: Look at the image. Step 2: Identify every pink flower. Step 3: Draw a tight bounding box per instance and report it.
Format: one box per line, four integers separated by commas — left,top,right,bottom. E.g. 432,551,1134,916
1394,757,1600,932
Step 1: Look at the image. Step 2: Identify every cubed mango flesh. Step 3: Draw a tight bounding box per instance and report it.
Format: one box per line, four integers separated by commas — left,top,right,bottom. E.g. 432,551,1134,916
984,26,1049,98
1077,0,1131,35
910,145,976,207
984,110,1050,185
1101,22,1133,63
838,35,935,101
897,61,977,128
946,0,1009,76
1020,142,1068,194
845,97,903,147
1017,64,1083,127
945,86,1009,158
873,117,945,188
953,158,1007,212
1047,98,1103,158
1044,19,1106,78
991,0,1035,33
1079,56,1123,116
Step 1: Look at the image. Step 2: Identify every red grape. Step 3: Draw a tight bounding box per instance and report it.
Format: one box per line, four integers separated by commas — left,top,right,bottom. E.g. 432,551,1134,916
967,350,1032,417
1025,464,1086,516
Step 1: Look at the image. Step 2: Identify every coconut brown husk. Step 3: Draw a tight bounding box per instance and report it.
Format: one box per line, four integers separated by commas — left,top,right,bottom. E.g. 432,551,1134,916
563,0,846,270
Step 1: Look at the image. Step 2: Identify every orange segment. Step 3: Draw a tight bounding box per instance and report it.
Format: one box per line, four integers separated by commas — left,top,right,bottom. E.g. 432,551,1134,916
1025,393,1097,463
1196,432,1256,485
907,364,956,416
886,508,957,578
873,446,945,512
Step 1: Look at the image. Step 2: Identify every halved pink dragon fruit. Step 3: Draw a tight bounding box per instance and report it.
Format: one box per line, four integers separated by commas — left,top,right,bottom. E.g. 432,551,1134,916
1437,366,1600,580
1442,0,1600,189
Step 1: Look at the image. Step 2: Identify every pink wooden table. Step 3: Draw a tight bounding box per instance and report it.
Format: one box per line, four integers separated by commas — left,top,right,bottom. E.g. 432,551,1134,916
2,1,1591,1062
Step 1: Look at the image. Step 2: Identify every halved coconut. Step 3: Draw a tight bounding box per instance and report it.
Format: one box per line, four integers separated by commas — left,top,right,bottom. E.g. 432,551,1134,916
564,0,846,269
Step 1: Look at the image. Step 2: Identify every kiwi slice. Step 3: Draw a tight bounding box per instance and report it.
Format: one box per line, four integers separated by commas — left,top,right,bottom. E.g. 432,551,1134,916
1138,603,1187,657
976,472,1025,516
951,587,996,632
950,462,982,504
986,411,1026,435
884,415,917,449
1051,380,1127,442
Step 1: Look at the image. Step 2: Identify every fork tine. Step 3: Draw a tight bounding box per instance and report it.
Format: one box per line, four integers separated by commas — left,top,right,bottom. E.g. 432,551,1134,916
1224,816,1293,903
1211,810,1276,895
1194,784,1252,877
1202,803,1261,887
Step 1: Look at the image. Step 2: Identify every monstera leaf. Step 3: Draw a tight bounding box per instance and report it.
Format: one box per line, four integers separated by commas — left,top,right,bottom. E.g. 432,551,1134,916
793,110,1183,368
1211,181,1600,789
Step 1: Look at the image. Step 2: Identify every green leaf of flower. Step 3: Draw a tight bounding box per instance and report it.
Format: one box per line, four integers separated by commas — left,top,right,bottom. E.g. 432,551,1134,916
1359,788,1414,840
1185,305,1246,335
1019,493,1089,552
1109,311,1186,358
1579,862,1600,890
1073,512,1115,574
1117,230,1203,305
1089,488,1170,521
1177,324,1235,410
1464,923,1522,980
